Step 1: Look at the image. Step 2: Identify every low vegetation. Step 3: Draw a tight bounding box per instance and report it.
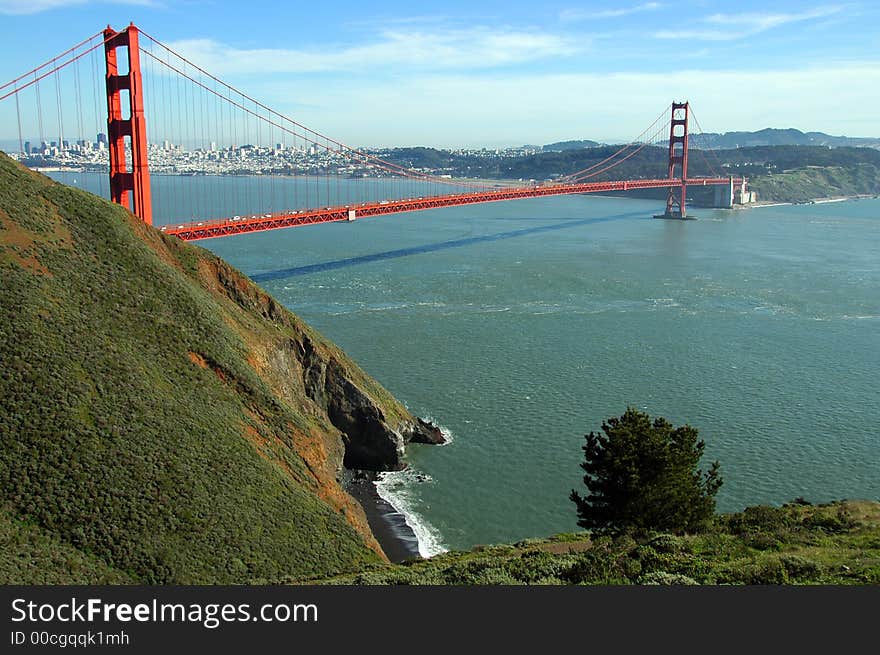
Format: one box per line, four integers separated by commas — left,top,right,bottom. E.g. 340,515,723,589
313,500,880,585
315,412,877,585
748,165,880,203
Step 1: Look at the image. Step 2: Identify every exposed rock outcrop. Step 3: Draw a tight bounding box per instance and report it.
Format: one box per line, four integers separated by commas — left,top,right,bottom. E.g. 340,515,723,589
296,336,445,470
205,252,444,472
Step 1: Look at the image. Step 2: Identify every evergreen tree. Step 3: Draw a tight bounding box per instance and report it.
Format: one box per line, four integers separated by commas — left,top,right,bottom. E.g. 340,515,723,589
570,408,722,534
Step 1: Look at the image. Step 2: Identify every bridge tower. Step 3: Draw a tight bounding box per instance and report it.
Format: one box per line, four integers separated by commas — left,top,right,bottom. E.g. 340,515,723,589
661,101,689,219
103,23,152,225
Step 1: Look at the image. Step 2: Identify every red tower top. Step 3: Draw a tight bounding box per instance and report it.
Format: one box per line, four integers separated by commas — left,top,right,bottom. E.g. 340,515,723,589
103,24,152,225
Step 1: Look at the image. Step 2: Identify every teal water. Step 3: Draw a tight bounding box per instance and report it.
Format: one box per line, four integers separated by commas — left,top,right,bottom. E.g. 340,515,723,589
51,173,880,553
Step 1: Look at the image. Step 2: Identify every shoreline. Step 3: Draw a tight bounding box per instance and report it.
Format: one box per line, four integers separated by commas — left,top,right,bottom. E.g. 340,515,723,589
342,470,423,563
747,193,878,209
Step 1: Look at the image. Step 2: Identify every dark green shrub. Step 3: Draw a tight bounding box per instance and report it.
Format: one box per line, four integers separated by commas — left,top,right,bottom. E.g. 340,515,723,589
726,505,795,534
570,408,722,535
779,555,821,580
805,506,856,534
648,533,690,554
718,558,788,585
563,551,624,584
745,533,784,551
640,571,698,585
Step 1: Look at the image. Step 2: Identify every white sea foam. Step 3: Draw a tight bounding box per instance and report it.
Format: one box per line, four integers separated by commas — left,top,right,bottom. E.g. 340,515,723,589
374,469,448,558
422,416,454,446
365,303,411,312
648,297,681,310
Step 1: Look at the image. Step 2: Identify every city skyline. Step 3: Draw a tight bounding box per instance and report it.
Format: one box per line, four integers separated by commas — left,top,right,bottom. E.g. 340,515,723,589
1,1,879,148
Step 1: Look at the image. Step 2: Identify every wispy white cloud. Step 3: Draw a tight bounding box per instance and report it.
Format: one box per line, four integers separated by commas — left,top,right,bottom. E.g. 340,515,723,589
655,5,843,41
0,0,157,15
561,2,661,22
254,61,880,147
166,29,583,75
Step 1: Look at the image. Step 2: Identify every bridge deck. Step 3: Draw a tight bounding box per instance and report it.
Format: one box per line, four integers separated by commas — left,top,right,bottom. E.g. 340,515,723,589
162,176,743,241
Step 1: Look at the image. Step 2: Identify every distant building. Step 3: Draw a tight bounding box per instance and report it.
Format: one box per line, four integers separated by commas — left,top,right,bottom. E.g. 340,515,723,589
735,188,757,204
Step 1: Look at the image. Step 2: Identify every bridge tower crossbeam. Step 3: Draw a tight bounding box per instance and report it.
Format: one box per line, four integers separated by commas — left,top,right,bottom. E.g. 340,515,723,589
659,101,690,219
103,23,152,225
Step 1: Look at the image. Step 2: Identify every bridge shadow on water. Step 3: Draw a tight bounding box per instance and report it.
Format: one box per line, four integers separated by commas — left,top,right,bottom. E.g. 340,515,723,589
249,211,647,283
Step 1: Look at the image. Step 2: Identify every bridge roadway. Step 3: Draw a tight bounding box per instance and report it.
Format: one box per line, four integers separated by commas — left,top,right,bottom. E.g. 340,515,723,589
162,176,745,241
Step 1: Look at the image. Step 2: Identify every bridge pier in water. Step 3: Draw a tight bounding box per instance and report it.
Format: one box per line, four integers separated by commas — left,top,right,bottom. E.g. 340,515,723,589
713,177,734,209
654,101,692,219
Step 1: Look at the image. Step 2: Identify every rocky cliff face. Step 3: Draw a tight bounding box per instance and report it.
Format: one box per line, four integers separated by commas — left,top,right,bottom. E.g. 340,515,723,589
206,254,445,473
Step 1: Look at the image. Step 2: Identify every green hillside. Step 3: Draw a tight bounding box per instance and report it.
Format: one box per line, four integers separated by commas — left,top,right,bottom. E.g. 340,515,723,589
748,165,880,203
382,144,880,203
0,152,434,583
315,500,880,585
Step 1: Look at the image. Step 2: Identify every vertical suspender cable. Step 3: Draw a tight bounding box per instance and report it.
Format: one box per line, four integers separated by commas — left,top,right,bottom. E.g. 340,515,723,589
177,57,186,220
73,51,85,157
256,98,264,215
183,58,194,220
146,41,161,223
89,41,105,199
201,67,209,218
240,88,249,215
54,57,65,152
34,72,45,151
297,122,301,211
14,83,24,156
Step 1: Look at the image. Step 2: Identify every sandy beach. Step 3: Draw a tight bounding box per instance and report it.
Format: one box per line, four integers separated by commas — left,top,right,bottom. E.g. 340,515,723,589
343,470,423,563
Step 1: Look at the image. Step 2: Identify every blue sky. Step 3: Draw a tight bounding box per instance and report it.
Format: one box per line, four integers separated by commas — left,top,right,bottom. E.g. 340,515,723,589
1,0,878,147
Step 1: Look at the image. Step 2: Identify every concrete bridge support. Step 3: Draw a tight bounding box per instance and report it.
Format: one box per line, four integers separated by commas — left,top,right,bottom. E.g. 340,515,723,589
713,176,735,208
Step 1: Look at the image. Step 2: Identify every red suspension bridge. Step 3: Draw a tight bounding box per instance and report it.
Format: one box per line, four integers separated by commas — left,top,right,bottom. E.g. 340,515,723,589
1,24,748,242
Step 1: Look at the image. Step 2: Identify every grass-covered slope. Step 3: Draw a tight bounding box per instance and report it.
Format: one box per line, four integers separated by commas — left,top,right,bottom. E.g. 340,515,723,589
0,152,424,583
748,165,880,203
316,500,880,585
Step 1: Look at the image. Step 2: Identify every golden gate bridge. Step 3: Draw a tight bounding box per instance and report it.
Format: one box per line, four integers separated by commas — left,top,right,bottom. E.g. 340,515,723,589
1,23,747,241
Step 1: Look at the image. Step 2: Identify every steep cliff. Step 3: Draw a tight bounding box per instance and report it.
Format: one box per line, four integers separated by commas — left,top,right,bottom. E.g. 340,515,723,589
0,152,439,583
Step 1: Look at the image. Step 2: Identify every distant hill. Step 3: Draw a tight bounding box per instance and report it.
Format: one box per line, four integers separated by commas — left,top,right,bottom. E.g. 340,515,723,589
383,143,880,202
0,152,439,583
542,139,602,152
691,128,880,150
540,129,880,152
